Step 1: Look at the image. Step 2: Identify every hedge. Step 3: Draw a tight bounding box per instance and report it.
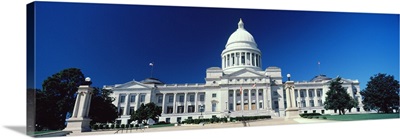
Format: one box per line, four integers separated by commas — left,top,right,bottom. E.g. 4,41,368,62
182,115,271,124
300,113,321,117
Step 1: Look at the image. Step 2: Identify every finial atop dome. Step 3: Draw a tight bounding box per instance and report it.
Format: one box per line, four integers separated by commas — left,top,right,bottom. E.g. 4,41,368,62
238,18,244,29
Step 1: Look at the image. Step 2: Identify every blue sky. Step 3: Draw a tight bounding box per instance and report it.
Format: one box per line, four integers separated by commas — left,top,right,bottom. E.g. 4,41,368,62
33,2,399,90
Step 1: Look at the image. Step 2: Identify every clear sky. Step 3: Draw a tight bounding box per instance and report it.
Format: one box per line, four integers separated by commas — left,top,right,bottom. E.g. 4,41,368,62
33,1,399,90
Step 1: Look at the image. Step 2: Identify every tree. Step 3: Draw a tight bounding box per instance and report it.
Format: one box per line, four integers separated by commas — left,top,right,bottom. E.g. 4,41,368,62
130,102,162,124
37,68,85,130
88,87,118,125
360,73,399,113
324,77,358,115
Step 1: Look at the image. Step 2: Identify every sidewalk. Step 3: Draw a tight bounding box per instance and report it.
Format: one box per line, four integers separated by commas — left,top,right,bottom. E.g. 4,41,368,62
67,117,336,136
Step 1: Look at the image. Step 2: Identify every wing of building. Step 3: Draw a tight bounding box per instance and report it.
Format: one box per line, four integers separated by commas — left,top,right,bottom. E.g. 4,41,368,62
104,19,365,124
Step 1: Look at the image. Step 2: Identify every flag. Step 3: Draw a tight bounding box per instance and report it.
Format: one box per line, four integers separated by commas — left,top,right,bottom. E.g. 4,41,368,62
240,86,243,94
252,83,256,88
149,62,154,66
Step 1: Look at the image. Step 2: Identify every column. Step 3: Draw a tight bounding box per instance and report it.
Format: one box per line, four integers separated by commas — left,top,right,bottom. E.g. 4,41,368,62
267,85,272,109
78,92,90,118
194,92,198,112
184,93,188,113
135,93,139,110
222,56,224,69
250,53,253,66
305,89,309,107
162,93,166,114
241,89,244,111
255,54,258,67
256,89,259,110
239,52,243,65
244,52,247,65
173,93,177,113
248,89,251,110
123,94,129,115
314,89,318,106
72,93,81,118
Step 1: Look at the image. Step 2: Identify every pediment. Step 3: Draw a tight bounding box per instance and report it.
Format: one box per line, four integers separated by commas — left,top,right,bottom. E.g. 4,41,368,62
114,81,152,89
226,68,264,78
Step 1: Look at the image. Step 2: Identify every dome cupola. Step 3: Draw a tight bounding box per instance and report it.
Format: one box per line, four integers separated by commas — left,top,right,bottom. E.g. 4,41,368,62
221,18,263,73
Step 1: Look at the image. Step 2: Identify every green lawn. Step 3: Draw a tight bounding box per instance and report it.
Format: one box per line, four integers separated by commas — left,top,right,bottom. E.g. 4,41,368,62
149,123,175,128
34,130,58,135
320,113,399,121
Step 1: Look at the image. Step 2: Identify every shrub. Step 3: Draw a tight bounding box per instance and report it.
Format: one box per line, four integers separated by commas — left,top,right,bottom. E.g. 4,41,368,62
300,113,321,117
104,125,109,129
110,124,115,129
116,124,120,129
98,124,103,129
315,116,319,119
93,125,99,130
121,124,125,129
322,116,327,119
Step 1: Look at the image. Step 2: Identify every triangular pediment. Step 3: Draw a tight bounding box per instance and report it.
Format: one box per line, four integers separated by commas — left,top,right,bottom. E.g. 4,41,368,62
225,68,264,78
114,81,152,89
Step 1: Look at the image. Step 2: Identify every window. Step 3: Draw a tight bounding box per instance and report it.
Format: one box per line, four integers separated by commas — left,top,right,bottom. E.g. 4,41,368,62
258,92,262,96
179,95,184,102
200,94,205,101
177,106,184,113
212,103,217,112
229,103,233,111
130,95,136,102
313,110,316,113
259,102,263,109
310,100,314,107
274,101,279,109
302,100,306,107
318,100,323,106
273,91,278,96
251,92,255,96
168,96,173,103
317,90,322,97
357,108,360,112
237,92,240,96
158,96,163,103
188,105,195,113
167,106,173,114
120,95,126,103
212,93,217,98
244,92,248,96
308,91,313,97
166,118,170,123
229,93,233,97
321,110,325,114
119,107,124,115
300,91,305,97
189,95,194,102
334,109,337,113
283,92,286,99
130,107,135,115
140,94,145,102
304,111,308,114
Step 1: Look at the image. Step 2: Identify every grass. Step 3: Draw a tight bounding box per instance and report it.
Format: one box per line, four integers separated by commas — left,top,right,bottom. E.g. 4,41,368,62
34,130,58,135
149,123,175,128
319,113,399,121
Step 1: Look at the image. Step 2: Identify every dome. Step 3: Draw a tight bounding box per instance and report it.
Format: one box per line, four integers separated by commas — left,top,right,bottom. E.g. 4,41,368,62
141,77,164,85
225,18,257,48
310,75,332,82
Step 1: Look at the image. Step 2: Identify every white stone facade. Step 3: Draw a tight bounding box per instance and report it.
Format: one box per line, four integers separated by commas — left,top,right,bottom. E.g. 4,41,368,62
104,19,365,124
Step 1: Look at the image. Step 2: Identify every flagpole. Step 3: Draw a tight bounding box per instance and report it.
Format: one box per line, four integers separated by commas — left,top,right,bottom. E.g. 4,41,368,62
318,61,320,75
150,62,154,78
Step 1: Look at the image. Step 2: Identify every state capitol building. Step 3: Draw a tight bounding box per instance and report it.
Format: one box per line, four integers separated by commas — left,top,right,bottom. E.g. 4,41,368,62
104,19,365,124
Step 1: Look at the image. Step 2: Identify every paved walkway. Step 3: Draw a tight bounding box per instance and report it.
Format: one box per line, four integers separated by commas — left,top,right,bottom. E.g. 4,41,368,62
67,117,336,136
